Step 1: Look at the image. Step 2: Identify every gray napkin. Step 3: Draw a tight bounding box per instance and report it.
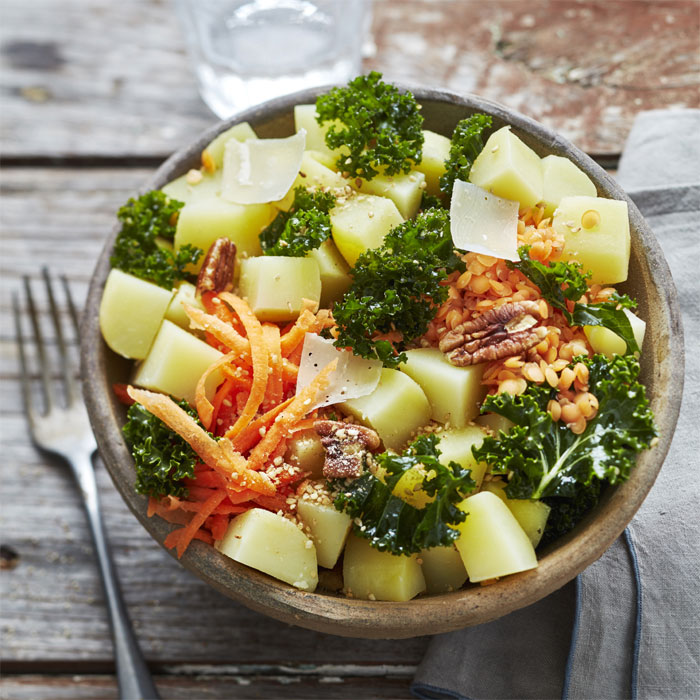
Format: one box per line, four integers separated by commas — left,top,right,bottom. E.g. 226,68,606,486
412,110,700,700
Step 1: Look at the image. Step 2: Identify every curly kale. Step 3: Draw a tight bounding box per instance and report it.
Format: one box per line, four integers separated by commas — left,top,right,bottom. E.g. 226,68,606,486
332,208,463,366
111,190,202,289
259,187,336,257
539,480,602,549
439,114,492,198
472,354,656,502
123,400,201,498
315,71,424,180
512,246,640,353
332,434,476,555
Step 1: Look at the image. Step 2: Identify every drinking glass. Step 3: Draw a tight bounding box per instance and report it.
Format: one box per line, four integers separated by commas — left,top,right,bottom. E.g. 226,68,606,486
176,0,370,118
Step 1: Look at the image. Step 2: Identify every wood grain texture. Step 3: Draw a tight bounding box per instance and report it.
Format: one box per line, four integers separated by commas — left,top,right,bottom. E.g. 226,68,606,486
1,0,697,160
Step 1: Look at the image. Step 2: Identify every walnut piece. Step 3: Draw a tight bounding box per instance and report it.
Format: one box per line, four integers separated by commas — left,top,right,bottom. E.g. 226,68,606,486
313,419,381,479
196,238,236,296
439,301,547,365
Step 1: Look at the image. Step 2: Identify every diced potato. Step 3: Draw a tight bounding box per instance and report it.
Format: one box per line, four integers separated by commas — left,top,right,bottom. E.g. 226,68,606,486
454,491,538,582
481,482,551,549
415,130,451,196
202,121,258,170
474,413,514,435
297,498,352,569
340,368,431,451
99,269,173,360
350,170,426,219
238,256,321,322
553,196,630,284
420,545,468,594
306,239,352,307
216,508,318,592
541,155,596,217
305,149,338,171
293,104,346,158
343,534,426,601
275,151,348,211
164,281,204,330
162,171,222,206
469,126,544,208
174,199,275,271
437,425,489,487
131,320,223,405
392,466,434,509
330,193,403,266
398,348,487,427
285,430,326,478
584,308,646,357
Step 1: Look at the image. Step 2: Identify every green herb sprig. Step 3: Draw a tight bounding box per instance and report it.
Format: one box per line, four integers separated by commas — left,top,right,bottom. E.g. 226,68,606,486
439,114,492,199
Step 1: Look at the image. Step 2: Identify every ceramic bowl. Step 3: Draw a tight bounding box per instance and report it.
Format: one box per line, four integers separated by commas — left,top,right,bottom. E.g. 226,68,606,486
82,85,684,638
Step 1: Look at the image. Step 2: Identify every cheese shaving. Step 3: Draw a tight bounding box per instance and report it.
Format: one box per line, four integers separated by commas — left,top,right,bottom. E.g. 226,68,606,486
450,179,520,261
221,130,306,204
296,334,382,409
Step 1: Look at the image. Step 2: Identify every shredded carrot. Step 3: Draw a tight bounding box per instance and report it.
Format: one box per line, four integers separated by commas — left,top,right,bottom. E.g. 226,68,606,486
221,365,253,389
113,383,136,406
225,488,262,504
247,359,338,471
184,303,250,356
147,497,192,525
280,309,316,357
262,323,283,411
208,377,236,434
164,489,227,558
231,397,294,453
195,352,237,430
206,514,230,541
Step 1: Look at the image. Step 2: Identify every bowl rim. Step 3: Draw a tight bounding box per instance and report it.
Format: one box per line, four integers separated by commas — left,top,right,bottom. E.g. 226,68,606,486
81,84,684,638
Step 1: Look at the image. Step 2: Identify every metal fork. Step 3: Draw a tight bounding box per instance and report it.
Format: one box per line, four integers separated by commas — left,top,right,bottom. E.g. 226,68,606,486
13,270,160,700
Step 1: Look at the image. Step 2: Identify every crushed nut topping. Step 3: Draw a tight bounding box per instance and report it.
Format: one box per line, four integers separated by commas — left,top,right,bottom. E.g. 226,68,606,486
313,419,381,479
196,238,236,296
439,301,547,366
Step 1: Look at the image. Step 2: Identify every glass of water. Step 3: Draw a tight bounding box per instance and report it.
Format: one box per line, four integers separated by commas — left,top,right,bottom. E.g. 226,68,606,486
176,0,370,118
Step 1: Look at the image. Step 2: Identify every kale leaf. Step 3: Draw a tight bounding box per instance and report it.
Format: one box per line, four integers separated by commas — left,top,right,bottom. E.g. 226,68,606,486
332,208,462,366
259,187,336,257
123,400,200,498
332,434,476,555
111,190,202,289
472,353,656,501
539,480,602,549
315,71,424,180
512,246,640,353
439,114,492,198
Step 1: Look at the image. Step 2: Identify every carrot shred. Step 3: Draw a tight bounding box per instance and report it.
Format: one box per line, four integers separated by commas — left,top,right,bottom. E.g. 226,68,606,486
195,352,237,430
247,359,338,471
113,383,136,406
184,303,250,356
165,489,227,558
262,323,283,411
206,514,230,541
280,309,317,357
208,377,236,434
231,397,294,454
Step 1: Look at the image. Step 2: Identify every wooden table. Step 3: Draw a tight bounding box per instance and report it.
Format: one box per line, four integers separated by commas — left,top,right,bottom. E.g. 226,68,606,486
1,2,697,698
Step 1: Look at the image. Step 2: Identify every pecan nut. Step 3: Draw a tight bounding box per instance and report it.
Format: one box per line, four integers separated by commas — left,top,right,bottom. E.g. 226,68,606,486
196,238,236,296
439,301,547,366
314,419,381,479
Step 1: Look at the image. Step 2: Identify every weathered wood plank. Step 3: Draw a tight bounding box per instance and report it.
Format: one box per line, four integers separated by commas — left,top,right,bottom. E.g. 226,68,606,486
1,0,697,159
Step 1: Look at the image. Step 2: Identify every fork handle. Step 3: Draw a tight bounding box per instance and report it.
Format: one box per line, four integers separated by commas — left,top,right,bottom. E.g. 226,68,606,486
70,451,160,700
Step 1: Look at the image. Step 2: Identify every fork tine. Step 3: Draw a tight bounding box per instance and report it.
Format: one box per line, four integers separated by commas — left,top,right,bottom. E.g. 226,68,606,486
43,267,76,405
12,292,35,420
61,274,82,339
23,275,53,414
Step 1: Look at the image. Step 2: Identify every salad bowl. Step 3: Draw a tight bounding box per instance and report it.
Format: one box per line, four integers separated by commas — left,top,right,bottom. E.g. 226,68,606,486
82,85,683,638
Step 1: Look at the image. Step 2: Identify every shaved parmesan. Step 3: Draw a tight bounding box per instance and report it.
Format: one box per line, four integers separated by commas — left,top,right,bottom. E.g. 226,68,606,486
221,130,306,204
450,180,520,261
296,334,382,409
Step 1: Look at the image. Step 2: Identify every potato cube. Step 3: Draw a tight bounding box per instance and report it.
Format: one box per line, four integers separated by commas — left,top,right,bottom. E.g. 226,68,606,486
474,412,514,435
420,545,468,594
454,491,538,582
392,466,434,509
293,104,346,159
216,508,318,591
415,130,451,196
162,171,223,206
343,534,426,601
584,308,646,357
541,155,596,217
437,425,489,487
306,239,352,307
297,498,352,569
340,368,431,451
99,269,173,360
553,196,630,284
275,151,348,211
285,430,326,478
399,348,487,427
469,126,544,208
202,121,258,170
350,170,426,219
238,256,321,322
330,194,403,266
131,320,223,406
174,199,274,271
164,281,204,330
